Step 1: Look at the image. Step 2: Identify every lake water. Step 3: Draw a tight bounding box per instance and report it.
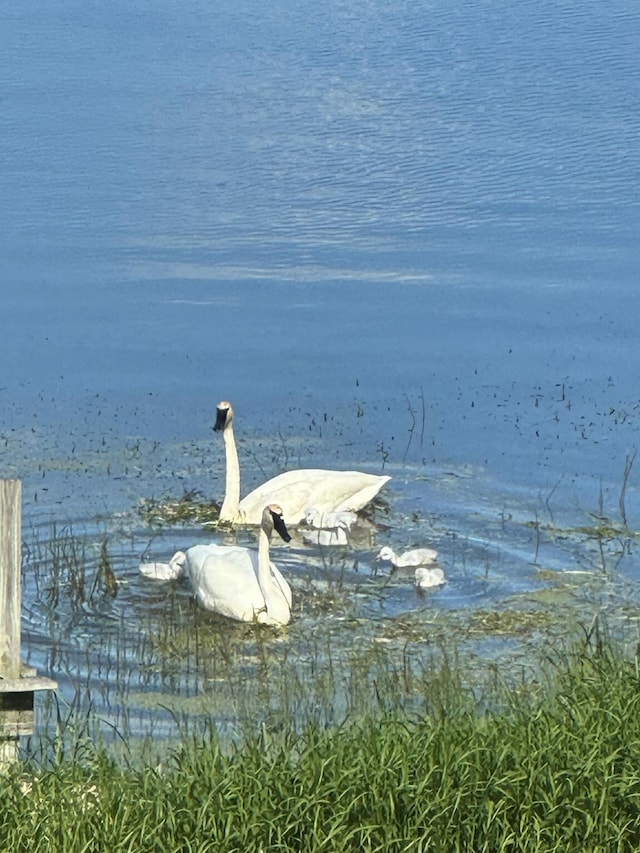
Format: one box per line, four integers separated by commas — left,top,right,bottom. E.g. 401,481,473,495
2,0,640,743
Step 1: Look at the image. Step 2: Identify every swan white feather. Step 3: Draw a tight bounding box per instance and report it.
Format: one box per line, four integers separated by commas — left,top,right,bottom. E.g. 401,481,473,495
305,507,358,531
302,527,349,546
139,504,293,625
302,506,357,546
214,401,390,526
139,558,184,581
414,566,446,589
377,545,439,568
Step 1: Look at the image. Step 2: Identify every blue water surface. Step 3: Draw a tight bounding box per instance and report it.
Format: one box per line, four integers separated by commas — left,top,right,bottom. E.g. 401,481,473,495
2,0,640,738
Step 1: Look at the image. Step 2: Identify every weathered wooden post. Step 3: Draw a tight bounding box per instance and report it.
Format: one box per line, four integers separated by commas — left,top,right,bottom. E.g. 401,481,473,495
0,479,57,765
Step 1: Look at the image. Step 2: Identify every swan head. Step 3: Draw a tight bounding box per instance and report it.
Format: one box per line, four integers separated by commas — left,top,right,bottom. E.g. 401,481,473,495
377,546,396,562
305,507,320,527
139,550,187,581
170,550,187,571
264,504,292,543
214,400,234,432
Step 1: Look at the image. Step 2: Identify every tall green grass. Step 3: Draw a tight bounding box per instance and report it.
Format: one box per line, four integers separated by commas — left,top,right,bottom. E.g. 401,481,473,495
3,632,640,852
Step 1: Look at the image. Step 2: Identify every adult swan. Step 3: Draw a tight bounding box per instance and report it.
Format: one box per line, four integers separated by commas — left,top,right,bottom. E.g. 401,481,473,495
139,504,293,626
214,400,391,526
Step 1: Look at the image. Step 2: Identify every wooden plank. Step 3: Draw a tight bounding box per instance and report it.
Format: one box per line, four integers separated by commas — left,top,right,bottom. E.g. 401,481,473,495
0,676,59,693
0,480,58,762
0,480,22,678
1,715,34,738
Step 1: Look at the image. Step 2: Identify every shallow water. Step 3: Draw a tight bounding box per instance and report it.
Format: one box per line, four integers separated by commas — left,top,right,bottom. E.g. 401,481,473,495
2,0,640,742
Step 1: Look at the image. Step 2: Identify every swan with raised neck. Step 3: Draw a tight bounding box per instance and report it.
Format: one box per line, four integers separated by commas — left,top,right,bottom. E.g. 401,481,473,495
214,400,391,527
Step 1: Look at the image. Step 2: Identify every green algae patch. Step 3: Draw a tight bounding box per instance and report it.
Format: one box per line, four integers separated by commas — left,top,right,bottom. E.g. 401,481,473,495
466,608,553,636
139,490,220,527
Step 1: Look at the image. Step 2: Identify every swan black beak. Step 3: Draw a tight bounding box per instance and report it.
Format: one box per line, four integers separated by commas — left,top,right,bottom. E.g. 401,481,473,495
214,406,228,432
271,509,292,543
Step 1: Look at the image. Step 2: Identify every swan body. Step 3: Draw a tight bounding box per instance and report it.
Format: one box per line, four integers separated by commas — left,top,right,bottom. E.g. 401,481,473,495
377,545,439,568
139,557,184,581
415,566,446,589
139,504,293,625
305,507,358,531
303,527,349,546
214,401,390,526
302,506,357,546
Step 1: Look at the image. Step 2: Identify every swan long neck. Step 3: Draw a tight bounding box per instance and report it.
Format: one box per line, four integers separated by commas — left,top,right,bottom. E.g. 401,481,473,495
219,420,241,521
256,514,289,623
257,522,272,594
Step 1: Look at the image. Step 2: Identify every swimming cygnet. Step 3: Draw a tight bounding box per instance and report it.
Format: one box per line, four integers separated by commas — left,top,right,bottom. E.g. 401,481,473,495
305,507,358,531
302,507,357,546
414,565,446,589
377,545,438,569
377,546,444,589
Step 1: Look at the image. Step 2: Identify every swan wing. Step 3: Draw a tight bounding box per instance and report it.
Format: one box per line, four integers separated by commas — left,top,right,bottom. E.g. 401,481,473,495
240,470,390,526
239,470,329,525
323,473,391,514
400,548,438,567
415,567,445,588
184,545,266,621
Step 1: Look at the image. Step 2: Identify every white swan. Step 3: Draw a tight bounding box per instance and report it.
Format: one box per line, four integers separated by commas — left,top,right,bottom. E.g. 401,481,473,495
303,528,349,546
414,566,446,589
305,507,358,531
214,401,391,526
139,504,293,626
302,506,357,546
377,545,439,568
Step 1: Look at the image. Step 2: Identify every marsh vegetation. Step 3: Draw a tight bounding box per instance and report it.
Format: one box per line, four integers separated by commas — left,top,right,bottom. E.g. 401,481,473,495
5,627,640,851
7,399,640,851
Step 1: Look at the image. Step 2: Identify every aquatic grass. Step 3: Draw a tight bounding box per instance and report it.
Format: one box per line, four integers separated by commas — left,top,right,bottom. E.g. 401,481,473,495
466,607,553,636
19,515,640,831
22,519,621,756
25,523,120,613
526,451,640,575
138,489,220,527
4,634,640,851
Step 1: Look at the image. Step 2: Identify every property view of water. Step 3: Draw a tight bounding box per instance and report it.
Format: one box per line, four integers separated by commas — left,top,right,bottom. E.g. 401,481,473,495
1,0,639,741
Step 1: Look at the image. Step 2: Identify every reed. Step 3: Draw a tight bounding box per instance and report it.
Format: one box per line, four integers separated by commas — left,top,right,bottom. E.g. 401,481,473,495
26,523,119,612
3,630,640,852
